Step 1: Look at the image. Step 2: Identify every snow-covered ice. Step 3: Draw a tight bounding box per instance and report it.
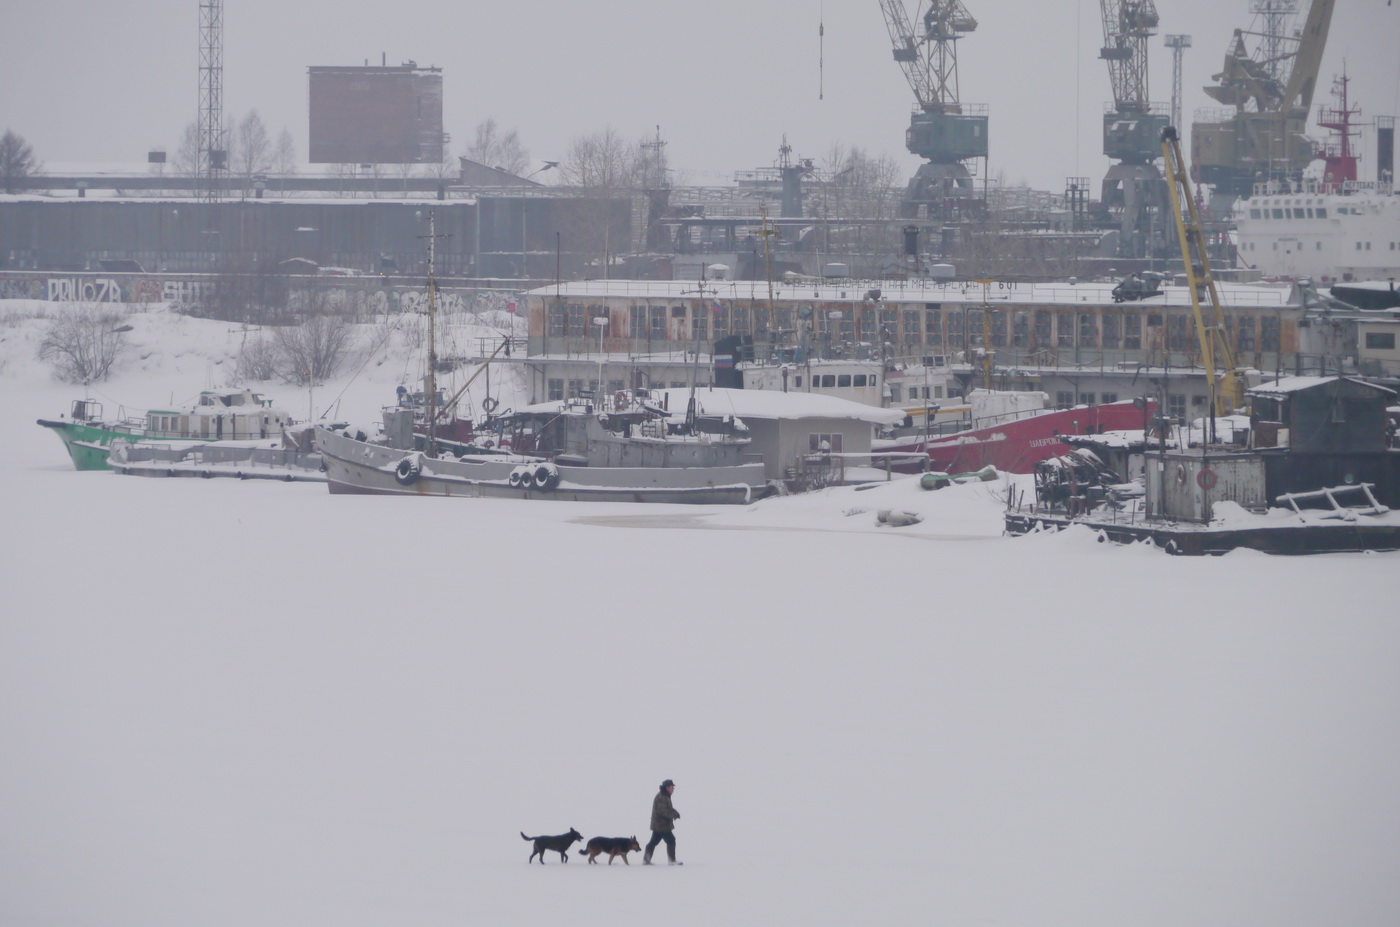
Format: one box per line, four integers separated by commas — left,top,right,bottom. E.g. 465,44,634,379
2,303,1399,927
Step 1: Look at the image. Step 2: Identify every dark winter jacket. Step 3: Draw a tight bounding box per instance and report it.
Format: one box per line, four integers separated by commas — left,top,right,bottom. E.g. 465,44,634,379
650,789,679,832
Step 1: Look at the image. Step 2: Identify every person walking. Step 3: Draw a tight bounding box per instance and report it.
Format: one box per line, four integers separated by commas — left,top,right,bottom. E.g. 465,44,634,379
642,779,681,865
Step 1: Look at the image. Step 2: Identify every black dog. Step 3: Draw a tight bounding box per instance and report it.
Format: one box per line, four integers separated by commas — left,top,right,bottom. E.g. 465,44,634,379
582,835,642,865
521,828,583,864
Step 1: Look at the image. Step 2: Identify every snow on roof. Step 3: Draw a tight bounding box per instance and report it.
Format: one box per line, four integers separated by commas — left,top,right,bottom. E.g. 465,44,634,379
654,387,906,425
521,277,1295,309
1247,376,1397,397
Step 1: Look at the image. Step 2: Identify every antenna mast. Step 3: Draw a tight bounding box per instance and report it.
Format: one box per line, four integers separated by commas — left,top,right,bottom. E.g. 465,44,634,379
198,0,225,203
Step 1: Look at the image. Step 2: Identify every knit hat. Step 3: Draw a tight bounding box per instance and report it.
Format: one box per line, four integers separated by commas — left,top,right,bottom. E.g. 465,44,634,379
661,779,675,788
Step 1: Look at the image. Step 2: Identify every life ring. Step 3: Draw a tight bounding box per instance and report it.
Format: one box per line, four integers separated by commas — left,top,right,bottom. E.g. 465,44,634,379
614,390,628,408
394,454,423,485
533,463,561,491
482,396,499,414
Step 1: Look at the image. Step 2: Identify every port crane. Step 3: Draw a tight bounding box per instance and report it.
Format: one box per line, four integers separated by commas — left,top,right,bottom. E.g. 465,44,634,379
1097,0,1171,258
877,1,988,219
1191,0,1336,208
1161,126,1244,421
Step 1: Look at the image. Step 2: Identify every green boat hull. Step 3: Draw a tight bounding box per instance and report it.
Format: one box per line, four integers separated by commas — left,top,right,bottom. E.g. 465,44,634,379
37,419,149,470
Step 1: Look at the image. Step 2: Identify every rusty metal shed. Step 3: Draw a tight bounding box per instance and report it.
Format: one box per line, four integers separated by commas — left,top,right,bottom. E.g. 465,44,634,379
1248,376,1396,454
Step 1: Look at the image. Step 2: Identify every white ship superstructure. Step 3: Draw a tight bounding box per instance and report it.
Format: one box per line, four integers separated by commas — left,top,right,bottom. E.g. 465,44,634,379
1233,180,1400,283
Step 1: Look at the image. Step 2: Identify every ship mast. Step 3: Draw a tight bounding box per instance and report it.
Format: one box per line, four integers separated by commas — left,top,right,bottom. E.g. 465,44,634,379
425,212,439,459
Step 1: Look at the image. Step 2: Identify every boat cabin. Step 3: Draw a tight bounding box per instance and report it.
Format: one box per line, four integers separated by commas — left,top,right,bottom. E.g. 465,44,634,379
146,389,292,441
1247,376,1396,453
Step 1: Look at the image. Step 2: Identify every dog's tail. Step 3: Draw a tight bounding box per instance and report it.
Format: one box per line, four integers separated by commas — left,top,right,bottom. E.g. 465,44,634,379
521,832,534,841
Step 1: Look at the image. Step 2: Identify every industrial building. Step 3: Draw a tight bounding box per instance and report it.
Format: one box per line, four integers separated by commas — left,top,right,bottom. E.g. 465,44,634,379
308,63,446,165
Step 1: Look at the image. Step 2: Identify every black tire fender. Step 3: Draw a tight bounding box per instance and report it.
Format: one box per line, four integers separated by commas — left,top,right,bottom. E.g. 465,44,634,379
533,463,560,491
394,454,423,485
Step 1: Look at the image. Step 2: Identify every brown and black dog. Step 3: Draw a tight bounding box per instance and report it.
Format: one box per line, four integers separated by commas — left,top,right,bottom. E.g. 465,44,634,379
582,835,643,865
521,828,583,864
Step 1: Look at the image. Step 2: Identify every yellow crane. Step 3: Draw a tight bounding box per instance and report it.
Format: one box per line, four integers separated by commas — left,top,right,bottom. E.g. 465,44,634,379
1160,125,1244,419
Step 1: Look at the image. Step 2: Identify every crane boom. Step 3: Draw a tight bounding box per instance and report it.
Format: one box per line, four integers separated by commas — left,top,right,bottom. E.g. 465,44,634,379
878,0,977,114
1098,0,1159,111
1280,0,1335,115
1161,127,1244,419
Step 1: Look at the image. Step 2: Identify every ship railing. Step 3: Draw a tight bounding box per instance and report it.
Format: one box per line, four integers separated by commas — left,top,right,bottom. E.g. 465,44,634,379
114,442,322,472
788,450,934,490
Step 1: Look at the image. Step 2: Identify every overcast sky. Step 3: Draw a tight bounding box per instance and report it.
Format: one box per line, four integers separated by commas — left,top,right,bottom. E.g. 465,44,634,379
2,0,1396,191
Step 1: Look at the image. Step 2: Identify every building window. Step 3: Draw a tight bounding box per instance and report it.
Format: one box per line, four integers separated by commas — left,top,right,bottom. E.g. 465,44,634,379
853,374,868,387
820,375,835,388
1237,316,1256,351
712,304,728,340
1055,391,1074,409
649,306,667,340
691,314,708,341
1035,310,1053,346
990,312,1007,347
1261,316,1280,351
1057,313,1075,347
925,307,942,346
547,378,564,401
1167,394,1186,421
1365,332,1397,350
1080,392,1095,405
1167,316,1191,351
1078,313,1097,348
629,305,646,339
1012,311,1029,347
1102,313,1120,348
732,305,750,335
548,302,567,337
946,311,963,349
902,309,922,346
1101,392,1118,404
809,433,843,455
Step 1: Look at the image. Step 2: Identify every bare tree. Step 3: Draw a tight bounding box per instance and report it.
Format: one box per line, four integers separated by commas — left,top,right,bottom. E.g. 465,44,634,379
821,144,903,220
234,332,280,382
559,126,638,190
464,117,530,175
172,121,202,191
273,307,357,384
37,305,129,382
231,110,272,197
0,129,40,193
556,127,646,271
272,128,298,177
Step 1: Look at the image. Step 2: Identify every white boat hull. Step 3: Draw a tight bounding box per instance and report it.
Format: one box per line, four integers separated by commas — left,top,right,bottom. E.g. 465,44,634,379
316,426,768,504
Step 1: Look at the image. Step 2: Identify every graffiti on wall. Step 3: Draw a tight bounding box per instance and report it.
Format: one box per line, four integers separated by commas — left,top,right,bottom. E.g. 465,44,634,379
46,278,124,303
161,280,216,306
0,277,44,300
2,272,522,321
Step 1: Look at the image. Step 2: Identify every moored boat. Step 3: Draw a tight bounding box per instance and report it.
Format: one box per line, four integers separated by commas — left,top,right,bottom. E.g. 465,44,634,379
37,390,296,470
316,392,769,504
876,392,1157,474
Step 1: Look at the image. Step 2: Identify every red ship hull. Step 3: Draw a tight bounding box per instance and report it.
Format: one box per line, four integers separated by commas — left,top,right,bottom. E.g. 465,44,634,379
883,401,1156,474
